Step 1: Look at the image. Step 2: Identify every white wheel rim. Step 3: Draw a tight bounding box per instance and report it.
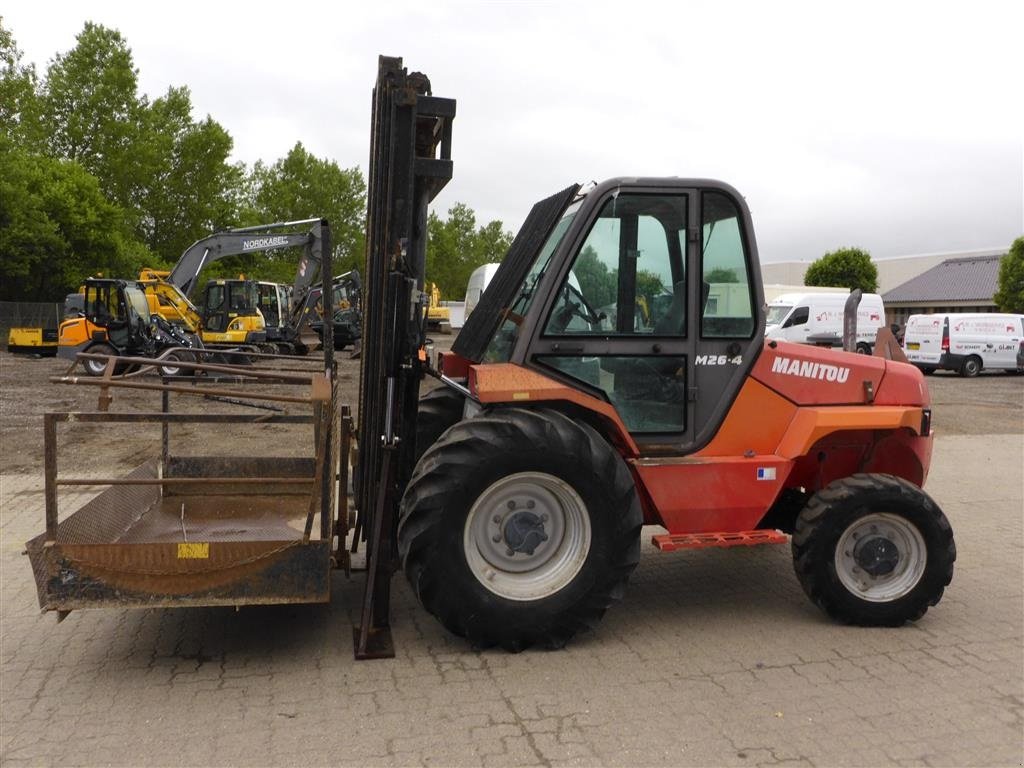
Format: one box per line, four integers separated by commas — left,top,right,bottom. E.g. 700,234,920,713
85,356,108,375
464,471,591,601
835,512,927,602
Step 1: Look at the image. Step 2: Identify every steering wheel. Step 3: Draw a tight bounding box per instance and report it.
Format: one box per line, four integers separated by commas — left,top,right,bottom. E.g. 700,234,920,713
550,284,605,333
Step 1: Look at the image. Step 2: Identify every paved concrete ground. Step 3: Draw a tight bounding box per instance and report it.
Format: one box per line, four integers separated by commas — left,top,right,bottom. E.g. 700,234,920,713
1,434,1021,767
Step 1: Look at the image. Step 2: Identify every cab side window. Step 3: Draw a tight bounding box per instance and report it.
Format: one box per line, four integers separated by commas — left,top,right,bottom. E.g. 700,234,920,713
701,192,755,338
544,194,687,336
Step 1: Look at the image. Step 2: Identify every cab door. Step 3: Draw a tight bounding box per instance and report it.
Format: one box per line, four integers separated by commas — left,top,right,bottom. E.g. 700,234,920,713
525,183,762,454
202,282,228,332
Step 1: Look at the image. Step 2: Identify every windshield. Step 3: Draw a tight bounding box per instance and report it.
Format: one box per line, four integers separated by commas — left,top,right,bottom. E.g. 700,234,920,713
124,285,152,321
483,200,581,361
766,304,792,326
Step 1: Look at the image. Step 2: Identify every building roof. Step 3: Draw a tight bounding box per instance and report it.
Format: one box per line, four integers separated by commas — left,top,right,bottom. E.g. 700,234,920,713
883,253,1005,303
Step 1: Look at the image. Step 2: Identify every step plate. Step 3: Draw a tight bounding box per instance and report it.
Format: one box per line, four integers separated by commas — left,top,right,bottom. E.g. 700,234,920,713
652,529,789,552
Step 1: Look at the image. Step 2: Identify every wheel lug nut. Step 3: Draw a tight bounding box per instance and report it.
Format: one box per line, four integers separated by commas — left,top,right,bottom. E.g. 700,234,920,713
506,548,515,557
526,500,535,509
507,500,516,510
492,514,502,524
492,534,502,543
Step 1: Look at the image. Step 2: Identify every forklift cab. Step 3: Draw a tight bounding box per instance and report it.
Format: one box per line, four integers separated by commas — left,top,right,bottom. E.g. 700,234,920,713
456,178,766,453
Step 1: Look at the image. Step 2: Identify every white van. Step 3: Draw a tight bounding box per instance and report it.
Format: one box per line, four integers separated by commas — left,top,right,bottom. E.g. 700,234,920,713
765,292,886,353
464,263,501,319
902,313,1024,376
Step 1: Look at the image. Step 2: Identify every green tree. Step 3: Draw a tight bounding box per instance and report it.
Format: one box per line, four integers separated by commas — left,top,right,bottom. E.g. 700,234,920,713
0,138,149,301
426,204,513,298
993,236,1024,313
245,142,367,281
40,23,143,212
137,86,243,264
573,246,617,308
0,19,43,150
705,267,738,283
804,247,878,293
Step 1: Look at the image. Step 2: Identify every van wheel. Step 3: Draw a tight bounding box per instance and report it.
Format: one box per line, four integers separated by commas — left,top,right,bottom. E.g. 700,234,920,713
855,343,871,355
921,367,936,375
792,474,955,626
399,408,642,651
959,356,981,378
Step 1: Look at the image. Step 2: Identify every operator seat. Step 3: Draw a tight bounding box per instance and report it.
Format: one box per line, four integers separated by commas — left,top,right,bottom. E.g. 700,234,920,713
653,281,686,336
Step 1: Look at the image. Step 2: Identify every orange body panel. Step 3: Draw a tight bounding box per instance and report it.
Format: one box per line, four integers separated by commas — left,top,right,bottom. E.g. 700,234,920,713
58,317,96,348
776,407,924,459
751,341,884,405
693,379,798,457
470,363,640,456
632,455,793,533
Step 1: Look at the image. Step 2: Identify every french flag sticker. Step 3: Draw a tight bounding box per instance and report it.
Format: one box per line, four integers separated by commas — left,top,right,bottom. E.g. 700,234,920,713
757,467,776,481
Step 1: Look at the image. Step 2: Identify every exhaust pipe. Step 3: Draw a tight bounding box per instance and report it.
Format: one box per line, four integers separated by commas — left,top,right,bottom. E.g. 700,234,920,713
843,289,862,353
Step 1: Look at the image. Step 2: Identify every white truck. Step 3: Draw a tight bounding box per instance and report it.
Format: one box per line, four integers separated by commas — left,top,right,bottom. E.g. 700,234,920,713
464,263,501,319
902,312,1024,376
765,292,886,353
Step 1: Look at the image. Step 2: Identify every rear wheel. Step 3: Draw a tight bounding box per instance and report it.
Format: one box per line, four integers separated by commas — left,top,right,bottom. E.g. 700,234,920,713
413,386,465,466
792,474,955,626
960,356,982,377
856,343,871,355
399,408,642,651
82,343,120,376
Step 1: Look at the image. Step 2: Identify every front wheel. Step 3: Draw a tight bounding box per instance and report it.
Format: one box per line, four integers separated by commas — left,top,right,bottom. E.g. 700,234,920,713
157,350,194,377
398,408,642,651
413,385,465,467
792,474,955,626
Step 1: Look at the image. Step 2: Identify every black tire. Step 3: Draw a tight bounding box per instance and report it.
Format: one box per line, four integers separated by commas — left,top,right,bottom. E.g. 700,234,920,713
82,343,120,376
157,350,193,378
398,408,642,651
959,356,982,377
855,343,871,355
792,473,955,626
413,386,465,466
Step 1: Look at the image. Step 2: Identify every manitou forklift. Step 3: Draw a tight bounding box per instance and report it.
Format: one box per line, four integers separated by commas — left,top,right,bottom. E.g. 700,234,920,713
392,179,955,651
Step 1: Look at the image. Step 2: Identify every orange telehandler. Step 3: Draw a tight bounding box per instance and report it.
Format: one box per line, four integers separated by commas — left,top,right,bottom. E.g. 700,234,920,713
390,179,954,651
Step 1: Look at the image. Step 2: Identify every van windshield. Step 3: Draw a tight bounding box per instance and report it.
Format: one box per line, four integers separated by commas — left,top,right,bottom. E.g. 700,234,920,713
766,305,792,325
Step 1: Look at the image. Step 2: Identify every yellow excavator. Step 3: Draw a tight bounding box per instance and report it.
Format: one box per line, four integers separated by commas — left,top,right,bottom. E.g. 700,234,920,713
425,282,450,332
58,220,330,370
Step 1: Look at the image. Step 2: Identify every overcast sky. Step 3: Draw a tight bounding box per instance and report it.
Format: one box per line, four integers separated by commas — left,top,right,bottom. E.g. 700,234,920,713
4,1,1022,263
